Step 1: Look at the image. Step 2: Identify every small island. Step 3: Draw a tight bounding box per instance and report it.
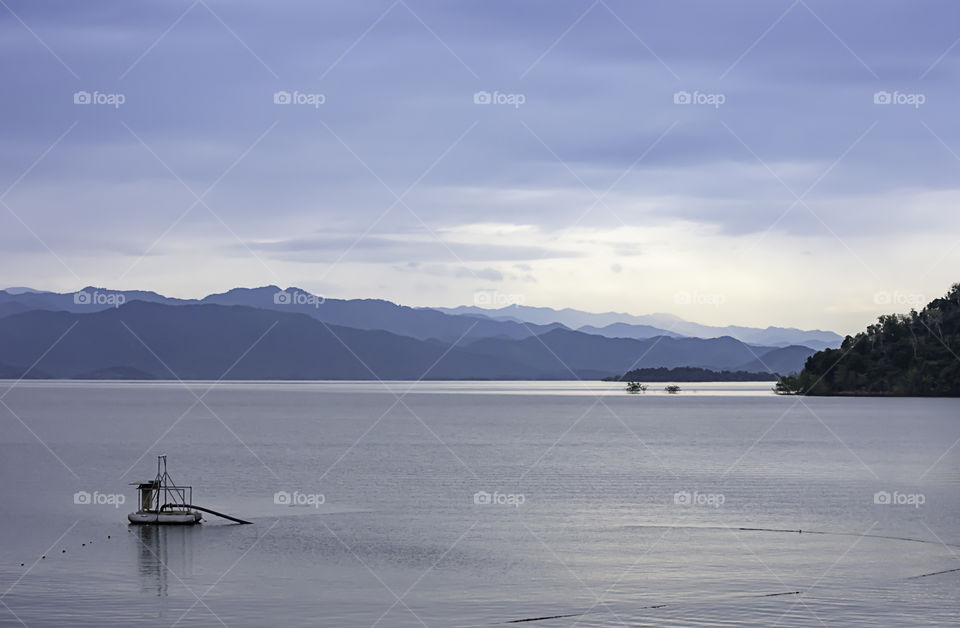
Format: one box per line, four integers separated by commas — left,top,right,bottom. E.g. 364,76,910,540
778,283,959,396
604,366,778,382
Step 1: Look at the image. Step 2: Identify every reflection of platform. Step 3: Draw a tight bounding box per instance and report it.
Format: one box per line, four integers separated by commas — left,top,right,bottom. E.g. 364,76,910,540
133,524,194,597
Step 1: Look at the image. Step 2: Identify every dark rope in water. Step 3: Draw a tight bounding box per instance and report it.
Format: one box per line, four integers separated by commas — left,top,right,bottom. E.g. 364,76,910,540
737,526,960,548
503,604,667,624
501,593,794,624
498,527,957,624
621,523,960,548
505,613,581,623
907,566,960,579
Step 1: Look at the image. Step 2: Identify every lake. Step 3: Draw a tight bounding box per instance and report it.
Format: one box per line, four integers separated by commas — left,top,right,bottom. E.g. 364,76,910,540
0,381,957,626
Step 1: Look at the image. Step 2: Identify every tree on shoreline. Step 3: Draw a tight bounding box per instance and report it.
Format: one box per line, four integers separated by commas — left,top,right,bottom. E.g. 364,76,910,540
780,283,960,396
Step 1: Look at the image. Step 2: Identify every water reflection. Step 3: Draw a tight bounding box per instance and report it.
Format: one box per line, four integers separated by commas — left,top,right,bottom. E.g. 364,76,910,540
132,525,195,596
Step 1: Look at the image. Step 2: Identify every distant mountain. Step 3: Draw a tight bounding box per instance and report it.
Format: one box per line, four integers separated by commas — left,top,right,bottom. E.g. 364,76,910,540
200,287,565,343
0,302,532,380
0,287,564,344
733,345,817,375
2,286,841,349
0,302,814,380
0,301,34,321
0,286,189,315
713,327,838,351
577,322,684,340
460,329,799,376
433,304,842,348
0,362,51,379
433,304,646,329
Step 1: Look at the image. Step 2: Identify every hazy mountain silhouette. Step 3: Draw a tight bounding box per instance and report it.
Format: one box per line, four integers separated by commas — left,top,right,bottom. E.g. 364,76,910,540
0,302,536,380
0,287,563,344
733,345,817,375
1,287,841,349
0,361,52,379
577,322,684,340
435,304,842,348
462,329,791,375
0,287,188,313
1,286,840,351
200,287,564,342
0,302,812,380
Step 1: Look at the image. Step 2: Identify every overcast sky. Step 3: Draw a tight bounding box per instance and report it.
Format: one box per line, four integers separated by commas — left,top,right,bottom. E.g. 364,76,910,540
2,0,959,334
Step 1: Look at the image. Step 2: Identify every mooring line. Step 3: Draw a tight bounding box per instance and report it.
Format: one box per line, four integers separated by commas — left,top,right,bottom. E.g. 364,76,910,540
505,613,581,623
622,523,960,548
741,527,960,549
497,525,958,625
907,566,960,579
502,591,809,624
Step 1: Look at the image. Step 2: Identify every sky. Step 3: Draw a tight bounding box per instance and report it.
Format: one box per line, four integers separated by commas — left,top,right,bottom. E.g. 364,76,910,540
1,0,959,335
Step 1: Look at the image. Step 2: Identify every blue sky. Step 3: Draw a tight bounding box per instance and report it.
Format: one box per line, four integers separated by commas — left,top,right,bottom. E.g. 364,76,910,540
2,0,959,333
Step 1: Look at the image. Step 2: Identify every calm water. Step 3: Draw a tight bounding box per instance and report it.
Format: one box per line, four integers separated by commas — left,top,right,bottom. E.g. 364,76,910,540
0,381,957,627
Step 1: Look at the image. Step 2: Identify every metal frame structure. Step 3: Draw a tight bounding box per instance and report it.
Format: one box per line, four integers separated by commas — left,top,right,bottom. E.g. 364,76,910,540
135,455,193,514
129,455,250,524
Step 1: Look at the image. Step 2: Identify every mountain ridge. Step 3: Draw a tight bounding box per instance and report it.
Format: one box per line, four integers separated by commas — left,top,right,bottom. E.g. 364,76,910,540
0,286,565,345
0,286,842,349
433,304,842,348
0,301,812,380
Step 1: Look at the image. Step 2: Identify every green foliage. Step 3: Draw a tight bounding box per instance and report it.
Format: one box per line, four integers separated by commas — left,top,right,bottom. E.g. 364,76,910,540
797,283,960,396
773,374,801,395
604,366,777,382
664,384,681,394
625,381,647,393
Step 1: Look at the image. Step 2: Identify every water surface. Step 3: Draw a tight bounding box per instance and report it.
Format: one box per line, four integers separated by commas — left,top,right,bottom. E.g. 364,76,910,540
0,381,957,626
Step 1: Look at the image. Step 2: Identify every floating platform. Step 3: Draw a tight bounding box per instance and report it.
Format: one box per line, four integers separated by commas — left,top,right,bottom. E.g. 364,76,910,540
128,455,202,526
128,510,201,525
127,455,251,525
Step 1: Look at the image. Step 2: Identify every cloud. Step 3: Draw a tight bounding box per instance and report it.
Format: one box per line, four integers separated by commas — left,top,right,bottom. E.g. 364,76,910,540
455,266,502,281
2,0,959,332
244,235,581,263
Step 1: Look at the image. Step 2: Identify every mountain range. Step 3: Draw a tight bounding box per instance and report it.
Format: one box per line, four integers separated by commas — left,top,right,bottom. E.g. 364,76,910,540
0,287,562,343
0,286,832,380
435,304,842,350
